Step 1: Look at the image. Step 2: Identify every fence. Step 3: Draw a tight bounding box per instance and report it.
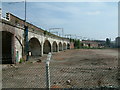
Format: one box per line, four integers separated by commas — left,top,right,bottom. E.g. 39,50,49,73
2,52,119,89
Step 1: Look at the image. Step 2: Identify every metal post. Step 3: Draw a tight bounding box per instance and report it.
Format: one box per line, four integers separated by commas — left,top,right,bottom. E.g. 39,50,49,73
25,0,26,22
24,0,29,61
46,53,52,89
6,0,27,61
24,26,29,61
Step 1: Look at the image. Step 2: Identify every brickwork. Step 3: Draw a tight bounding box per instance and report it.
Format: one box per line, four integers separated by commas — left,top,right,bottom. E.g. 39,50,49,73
1,13,71,63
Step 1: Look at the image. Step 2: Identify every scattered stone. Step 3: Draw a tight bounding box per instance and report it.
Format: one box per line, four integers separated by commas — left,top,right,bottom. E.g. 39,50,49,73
14,66,18,69
108,85,113,88
30,61,36,63
10,64,14,67
53,82,57,84
51,82,62,88
37,59,42,63
108,68,112,70
66,80,71,85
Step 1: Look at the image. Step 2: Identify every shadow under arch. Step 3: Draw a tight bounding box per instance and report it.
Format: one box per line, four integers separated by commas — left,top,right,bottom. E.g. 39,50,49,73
29,37,41,57
52,41,58,52
2,31,14,64
63,43,66,50
43,40,51,54
67,43,70,49
59,42,62,51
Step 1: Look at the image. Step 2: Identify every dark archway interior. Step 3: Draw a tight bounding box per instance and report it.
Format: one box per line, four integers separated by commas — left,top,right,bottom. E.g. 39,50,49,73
43,40,51,54
59,42,62,51
29,38,41,56
63,43,66,50
81,43,84,47
2,31,13,64
67,43,70,49
53,41,58,52
88,43,91,47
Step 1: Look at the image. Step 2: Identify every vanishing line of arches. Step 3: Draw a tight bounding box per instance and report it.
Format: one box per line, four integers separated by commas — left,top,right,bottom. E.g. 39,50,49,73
2,31,70,64
29,37,70,56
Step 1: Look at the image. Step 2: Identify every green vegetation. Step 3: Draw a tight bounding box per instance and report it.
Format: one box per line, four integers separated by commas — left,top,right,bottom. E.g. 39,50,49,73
69,38,105,49
105,38,111,47
15,19,18,25
44,30,51,36
74,39,81,49
70,38,75,42
19,58,25,63
70,38,81,49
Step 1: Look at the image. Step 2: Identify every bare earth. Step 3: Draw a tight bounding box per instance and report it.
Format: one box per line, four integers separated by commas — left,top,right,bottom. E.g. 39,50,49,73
2,49,119,88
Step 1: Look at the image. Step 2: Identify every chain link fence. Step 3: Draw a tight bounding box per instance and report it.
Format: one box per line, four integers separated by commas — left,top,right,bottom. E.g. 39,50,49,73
2,53,119,89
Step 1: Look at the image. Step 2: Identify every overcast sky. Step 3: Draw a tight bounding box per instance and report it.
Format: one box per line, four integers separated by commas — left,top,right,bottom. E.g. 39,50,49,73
2,1,118,41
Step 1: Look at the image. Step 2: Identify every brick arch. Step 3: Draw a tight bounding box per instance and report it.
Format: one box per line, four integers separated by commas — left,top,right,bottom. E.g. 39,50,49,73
63,43,67,50
67,43,70,49
43,40,51,54
52,41,58,52
2,31,14,64
2,27,23,40
28,35,41,44
29,37,41,56
59,42,63,51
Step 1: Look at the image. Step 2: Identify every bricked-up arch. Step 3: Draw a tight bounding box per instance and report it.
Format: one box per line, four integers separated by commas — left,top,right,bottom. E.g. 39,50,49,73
67,43,70,49
43,40,51,54
59,42,62,51
63,43,66,50
2,31,14,64
52,41,58,52
29,38,41,56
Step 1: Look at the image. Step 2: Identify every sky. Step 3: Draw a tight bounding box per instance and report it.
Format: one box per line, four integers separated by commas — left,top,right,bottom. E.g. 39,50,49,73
1,1,118,41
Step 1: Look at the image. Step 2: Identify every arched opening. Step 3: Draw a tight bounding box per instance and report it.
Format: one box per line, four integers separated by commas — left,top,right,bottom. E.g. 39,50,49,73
29,38,41,57
88,43,90,48
81,43,84,47
67,43,70,49
2,31,14,64
52,41,58,52
43,40,51,54
59,42,62,51
63,43,66,50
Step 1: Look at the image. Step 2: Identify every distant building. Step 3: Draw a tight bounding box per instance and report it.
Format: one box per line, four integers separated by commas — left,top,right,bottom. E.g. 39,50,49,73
81,40,106,48
81,40,99,48
93,40,106,48
110,41,116,48
115,37,120,48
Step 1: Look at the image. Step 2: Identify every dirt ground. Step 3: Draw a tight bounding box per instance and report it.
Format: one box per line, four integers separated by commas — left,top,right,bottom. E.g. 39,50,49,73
2,49,119,88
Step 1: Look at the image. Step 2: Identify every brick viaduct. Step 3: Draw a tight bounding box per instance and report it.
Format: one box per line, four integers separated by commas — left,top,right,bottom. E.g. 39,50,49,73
1,13,71,64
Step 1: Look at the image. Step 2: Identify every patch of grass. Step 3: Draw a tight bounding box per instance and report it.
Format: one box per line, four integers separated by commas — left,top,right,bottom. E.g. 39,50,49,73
19,58,25,63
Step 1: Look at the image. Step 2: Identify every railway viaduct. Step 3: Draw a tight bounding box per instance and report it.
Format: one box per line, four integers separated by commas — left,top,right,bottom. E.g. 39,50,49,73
1,13,71,64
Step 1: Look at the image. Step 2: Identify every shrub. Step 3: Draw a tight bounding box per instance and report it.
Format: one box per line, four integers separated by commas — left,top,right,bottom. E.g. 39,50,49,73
19,58,24,63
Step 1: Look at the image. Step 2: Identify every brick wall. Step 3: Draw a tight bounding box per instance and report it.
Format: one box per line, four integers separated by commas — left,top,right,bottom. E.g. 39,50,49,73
70,42,74,49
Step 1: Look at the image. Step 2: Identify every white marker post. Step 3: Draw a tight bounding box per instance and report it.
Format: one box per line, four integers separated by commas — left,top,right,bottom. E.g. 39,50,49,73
46,52,52,90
